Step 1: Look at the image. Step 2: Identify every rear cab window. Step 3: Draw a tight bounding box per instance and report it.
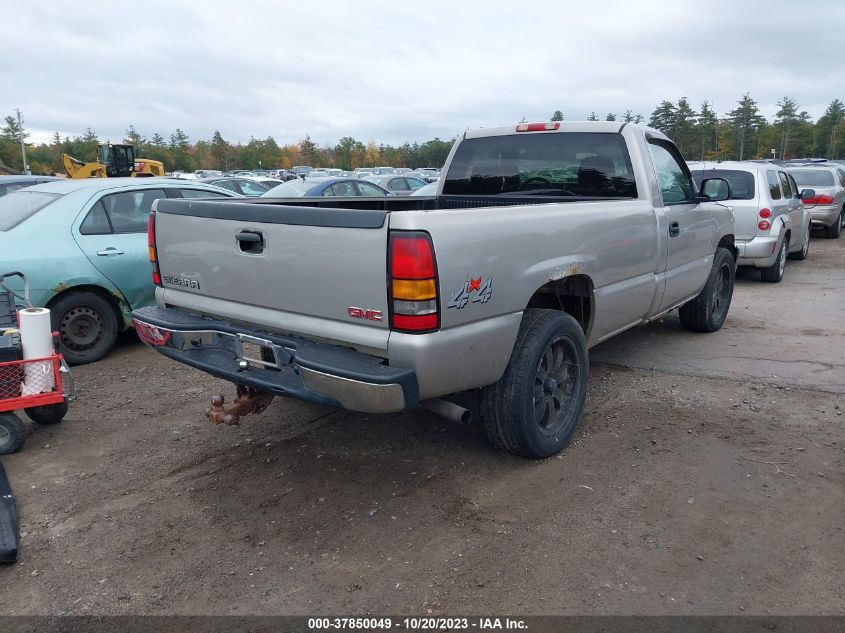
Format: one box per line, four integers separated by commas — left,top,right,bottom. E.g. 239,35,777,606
690,169,755,200
442,132,638,198
0,191,63,231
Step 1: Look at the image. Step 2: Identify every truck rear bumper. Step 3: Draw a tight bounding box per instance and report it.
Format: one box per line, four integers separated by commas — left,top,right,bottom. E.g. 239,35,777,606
131,306,418,414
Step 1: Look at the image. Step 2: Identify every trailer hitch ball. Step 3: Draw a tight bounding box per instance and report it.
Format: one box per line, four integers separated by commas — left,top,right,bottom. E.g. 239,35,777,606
206,388,274,426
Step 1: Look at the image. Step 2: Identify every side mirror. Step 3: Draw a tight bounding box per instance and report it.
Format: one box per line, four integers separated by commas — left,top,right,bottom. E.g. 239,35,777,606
800,188,816,201
697,177,731,203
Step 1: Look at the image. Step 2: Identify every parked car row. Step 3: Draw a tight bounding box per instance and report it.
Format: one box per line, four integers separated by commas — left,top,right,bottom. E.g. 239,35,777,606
687,160,845,283
172,166,442,184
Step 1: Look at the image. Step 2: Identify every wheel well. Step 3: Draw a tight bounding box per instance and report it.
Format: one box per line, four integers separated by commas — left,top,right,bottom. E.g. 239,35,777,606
718,234,737,260
784,228,791,244
526,275,593,335
46,284,126,328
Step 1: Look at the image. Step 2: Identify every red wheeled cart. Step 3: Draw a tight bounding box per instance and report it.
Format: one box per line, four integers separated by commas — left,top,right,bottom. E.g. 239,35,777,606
0,272,75,454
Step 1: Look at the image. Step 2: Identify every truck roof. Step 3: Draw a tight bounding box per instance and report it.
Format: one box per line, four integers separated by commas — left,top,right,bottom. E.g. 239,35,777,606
463,121,658,139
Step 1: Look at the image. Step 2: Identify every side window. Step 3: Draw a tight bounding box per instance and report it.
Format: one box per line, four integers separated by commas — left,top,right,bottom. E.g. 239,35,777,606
838,170,845,187
766,170,782,200
213,180,239,193
238,180,269,196
406,178,426,191
647,141,694,204
179,188,223,198
778,172,792,198
388,178,410,192
328,182,356,197
354,182,387,197
101,189,167,233
79,201,112,235
787,174,801,199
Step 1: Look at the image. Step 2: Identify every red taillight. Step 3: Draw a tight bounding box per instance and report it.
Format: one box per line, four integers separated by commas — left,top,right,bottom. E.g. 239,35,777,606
516,122,560,132
758,220,771,231
389,232,439,333
391,236,436,279
148,212,161,286
758,208,771,218
133,320,171,346
393,313,438,331
802,194,834,205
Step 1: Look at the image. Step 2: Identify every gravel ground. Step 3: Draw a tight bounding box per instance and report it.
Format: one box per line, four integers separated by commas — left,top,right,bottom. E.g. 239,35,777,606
0,236,842,616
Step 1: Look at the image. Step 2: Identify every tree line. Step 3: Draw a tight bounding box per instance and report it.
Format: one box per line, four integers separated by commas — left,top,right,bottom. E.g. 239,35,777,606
1,93,844,175
0,121,454,175
551,95,845,162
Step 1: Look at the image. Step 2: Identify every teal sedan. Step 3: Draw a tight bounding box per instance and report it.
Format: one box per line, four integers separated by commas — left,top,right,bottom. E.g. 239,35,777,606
0,178,237,364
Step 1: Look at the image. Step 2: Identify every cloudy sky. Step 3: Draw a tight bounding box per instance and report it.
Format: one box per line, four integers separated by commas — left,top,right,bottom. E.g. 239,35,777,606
4,0,845,147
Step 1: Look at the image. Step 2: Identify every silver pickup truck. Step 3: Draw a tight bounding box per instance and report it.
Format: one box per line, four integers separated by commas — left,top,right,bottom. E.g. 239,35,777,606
133,122,736,458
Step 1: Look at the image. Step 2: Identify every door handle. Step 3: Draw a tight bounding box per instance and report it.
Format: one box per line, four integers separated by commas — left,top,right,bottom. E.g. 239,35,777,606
96,248,125,256
236,230,264,254
668,221,680,237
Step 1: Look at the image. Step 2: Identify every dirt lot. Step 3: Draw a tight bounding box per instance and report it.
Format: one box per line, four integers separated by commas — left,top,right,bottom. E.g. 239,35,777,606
1,236,843,616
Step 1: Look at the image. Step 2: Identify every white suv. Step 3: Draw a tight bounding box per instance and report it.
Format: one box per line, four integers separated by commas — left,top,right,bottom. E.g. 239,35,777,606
689,161,811,282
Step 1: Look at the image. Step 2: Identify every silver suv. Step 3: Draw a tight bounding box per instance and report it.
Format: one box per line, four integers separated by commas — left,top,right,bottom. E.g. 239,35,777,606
787,165,845,239
690,161,810,282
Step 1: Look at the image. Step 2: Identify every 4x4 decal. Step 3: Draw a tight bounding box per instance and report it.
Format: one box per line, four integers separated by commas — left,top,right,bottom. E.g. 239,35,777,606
446,276,493,309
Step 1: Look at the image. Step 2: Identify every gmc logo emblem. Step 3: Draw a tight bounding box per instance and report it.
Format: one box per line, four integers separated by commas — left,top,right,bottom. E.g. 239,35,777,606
348,307,383,321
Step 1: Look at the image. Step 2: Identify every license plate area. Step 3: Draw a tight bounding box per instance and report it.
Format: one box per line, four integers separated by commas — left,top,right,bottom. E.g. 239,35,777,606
236,334,278,368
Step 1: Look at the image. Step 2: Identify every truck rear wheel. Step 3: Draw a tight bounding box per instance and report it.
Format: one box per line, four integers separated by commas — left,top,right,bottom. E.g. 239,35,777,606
679,246,735,332
481,309,589,459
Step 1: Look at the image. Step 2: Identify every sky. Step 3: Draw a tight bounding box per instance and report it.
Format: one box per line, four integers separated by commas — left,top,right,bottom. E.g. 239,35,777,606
4,0,845,147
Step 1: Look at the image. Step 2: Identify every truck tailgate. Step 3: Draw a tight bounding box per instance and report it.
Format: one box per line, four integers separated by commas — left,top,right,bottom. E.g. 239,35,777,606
152,199,391,351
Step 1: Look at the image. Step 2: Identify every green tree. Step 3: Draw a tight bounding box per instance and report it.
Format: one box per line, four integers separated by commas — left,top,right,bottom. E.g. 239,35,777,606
648,100,676,134
210,131,229,170
299,135,320,166
587,112,599,121
813,99,845,159
0,115,27,171
335,136,366,170
697,101,718,160
605,113,616,121
126,125,145,154
726,93,765,160
169,128,194,171
550,110,564,121
670,97,698,158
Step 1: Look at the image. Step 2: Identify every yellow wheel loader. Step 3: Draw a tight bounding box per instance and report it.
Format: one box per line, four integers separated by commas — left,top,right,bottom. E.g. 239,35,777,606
63,143,165,179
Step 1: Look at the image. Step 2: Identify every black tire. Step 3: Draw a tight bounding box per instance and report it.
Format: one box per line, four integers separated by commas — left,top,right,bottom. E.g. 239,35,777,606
823,210,842,238
481,309,589,459
760,237,788,283
0,412,25,455
789,229,810,261
25,398,69,425
679,246,735,332
50,291,119,365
